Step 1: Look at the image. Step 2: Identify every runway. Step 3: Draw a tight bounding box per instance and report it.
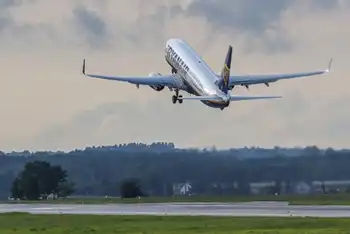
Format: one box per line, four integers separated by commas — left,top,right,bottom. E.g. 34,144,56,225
1,202,350,217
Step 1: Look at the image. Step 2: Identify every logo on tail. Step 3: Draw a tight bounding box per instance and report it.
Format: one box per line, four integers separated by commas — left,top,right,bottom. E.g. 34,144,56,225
220,45,232,94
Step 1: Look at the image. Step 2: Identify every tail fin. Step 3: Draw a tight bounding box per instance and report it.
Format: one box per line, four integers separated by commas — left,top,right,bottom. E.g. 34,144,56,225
220,45,232,94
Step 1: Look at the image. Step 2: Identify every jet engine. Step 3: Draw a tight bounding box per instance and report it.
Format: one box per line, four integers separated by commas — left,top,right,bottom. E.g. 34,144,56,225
148,72,165,91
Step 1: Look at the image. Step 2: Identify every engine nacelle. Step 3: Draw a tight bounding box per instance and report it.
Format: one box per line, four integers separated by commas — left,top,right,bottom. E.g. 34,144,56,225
149,85,165,91
148,72,165,91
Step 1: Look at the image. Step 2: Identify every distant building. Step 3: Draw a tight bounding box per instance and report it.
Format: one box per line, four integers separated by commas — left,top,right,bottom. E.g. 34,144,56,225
293,181,311,194
173,182,192,195
249,180,350,195
312,180,350,193
249,181,275,195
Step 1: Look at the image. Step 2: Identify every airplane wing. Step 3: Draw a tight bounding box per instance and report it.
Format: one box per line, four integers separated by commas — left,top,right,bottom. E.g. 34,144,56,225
179,95,282,101
81,59,179,89
225,58,333,88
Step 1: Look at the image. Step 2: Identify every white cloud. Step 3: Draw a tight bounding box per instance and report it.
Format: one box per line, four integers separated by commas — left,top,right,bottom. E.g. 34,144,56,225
0,0,349,151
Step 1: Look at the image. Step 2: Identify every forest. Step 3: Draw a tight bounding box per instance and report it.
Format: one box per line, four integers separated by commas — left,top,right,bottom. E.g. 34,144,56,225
1,143,350,199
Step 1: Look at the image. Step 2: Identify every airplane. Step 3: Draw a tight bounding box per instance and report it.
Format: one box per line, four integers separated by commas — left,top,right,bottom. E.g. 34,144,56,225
81,38,332,110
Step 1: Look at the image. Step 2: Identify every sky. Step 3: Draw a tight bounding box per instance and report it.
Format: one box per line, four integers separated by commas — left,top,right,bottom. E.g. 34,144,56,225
0,0,349,152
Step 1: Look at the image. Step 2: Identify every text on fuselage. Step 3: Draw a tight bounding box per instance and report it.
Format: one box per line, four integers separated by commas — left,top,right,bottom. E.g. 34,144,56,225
166,46,190,74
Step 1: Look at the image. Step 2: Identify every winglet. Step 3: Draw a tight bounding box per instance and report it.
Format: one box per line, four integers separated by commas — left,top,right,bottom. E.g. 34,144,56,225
82,59,86,75
327,58,333,72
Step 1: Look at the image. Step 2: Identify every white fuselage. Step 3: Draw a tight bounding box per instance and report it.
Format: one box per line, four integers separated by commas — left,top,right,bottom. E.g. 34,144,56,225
164,39,230,108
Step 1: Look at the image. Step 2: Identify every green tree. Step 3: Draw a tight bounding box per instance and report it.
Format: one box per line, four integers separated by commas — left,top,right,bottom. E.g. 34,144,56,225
120,178,144,198
11,160,74,200
10,177,24,200
57,181,75,198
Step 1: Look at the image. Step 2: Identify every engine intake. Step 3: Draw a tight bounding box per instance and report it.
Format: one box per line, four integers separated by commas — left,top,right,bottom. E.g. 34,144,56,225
149,85,165,91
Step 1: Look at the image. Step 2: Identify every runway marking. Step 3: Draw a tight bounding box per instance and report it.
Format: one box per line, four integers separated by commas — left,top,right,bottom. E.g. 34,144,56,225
1,202,350,217
32,207,73,210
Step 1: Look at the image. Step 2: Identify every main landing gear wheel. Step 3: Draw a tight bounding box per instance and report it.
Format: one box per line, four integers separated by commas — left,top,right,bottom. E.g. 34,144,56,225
172,90,183,104
172,95,177,104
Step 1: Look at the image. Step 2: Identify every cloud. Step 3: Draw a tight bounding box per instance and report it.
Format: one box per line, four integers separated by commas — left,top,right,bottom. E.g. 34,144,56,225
176,0,341,54
0,0,350,152
171,0,294,54
0,17,11,32
0,0,21,8
72,5,109,49
184,0,290,34
0,0,18,32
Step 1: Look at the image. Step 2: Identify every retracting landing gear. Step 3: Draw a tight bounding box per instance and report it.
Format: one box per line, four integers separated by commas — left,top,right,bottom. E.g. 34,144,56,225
172,89,183,104
172,95,176,103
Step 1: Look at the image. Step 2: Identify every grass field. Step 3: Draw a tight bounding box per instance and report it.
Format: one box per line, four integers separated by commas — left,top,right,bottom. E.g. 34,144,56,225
1,213,350,234
4,193,350,205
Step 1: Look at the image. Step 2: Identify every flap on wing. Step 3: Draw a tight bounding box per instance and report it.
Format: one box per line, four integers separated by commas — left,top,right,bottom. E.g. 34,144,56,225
85,73,175,85
227,58,332,86
229,70,326,85
82,59,178,87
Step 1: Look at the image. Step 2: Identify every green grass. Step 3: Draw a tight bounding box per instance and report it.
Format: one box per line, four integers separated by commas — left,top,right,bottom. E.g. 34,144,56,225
3,194,350,205
1,213,350,234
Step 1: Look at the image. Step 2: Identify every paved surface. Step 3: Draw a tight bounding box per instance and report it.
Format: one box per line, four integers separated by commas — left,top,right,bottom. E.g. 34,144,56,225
1,202,350,217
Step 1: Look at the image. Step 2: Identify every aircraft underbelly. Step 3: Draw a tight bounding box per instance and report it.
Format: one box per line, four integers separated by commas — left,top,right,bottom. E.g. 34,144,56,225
202,100,229,108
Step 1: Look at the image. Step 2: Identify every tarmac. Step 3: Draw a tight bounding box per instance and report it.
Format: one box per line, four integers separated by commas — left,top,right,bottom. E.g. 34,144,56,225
1,201,350,217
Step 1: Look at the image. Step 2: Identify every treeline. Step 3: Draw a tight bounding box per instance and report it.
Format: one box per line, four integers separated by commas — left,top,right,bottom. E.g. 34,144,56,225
1,144,350,199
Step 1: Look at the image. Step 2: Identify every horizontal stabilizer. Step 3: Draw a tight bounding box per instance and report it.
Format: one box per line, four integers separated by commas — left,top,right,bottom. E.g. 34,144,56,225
178,95,282,102
178,95,221,101
230,95,282,101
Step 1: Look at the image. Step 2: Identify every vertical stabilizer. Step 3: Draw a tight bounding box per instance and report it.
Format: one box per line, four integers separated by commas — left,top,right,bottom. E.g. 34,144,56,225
220,45,232,94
